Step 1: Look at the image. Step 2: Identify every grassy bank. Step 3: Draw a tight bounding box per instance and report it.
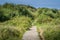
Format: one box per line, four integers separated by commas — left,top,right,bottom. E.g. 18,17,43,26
0,3,60,40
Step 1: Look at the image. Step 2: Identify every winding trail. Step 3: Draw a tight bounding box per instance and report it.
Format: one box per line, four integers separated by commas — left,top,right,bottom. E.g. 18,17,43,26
22,12,44,40
22,26,40,40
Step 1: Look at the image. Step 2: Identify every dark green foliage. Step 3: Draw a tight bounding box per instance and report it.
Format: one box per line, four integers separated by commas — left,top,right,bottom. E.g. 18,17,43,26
19,7,34,19
0,3,35,22
2,3,15,9
37,8,60,19
0,11,10,22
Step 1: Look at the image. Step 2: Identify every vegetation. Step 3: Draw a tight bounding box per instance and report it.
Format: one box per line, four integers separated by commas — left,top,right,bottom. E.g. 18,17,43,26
37,8,60,40
0,3,60,40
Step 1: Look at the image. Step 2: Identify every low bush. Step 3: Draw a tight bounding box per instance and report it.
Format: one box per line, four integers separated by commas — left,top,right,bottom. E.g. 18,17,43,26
0,26,21,40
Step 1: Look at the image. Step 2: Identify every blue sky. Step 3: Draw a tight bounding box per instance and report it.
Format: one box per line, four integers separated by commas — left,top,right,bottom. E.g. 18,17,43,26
0,0,60,9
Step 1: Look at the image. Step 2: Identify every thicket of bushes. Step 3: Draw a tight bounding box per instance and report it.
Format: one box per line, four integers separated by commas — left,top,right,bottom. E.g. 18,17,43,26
37,8,60,40
0,3,35,40
37,24,60,40
0,26,20,40
0,3,60,40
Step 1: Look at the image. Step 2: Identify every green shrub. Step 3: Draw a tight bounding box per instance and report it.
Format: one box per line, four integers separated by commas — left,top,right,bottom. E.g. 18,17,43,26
43,24,60,40
37,14,52,24
5,16,32,28
0,26,21,40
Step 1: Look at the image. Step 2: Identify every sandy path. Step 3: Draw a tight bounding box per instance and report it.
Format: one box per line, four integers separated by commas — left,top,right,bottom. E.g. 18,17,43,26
22,26,40,40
